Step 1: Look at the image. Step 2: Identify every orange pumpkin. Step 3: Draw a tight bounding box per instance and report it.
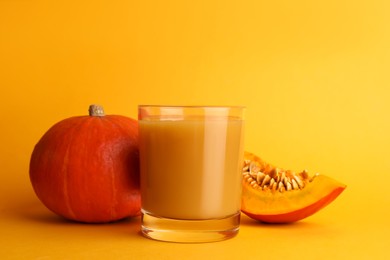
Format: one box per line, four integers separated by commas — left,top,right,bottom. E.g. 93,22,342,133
29,105,140,223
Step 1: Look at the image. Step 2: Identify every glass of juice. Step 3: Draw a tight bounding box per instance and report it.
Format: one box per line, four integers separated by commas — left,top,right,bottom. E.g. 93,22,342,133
138,105,245,243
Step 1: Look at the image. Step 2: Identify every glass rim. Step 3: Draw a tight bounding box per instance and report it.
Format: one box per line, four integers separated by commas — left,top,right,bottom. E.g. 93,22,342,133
138,105,246,109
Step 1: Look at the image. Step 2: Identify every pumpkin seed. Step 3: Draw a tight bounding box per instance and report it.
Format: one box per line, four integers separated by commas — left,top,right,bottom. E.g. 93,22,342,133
242,159,312,193
291,178,299,190
261,175,271,186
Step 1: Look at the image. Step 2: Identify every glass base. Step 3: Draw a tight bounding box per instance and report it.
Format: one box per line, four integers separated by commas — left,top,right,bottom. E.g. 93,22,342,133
141,212,240,243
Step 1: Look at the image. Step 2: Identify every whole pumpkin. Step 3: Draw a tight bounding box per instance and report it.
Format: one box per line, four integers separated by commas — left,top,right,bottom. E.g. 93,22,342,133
29,104,140,223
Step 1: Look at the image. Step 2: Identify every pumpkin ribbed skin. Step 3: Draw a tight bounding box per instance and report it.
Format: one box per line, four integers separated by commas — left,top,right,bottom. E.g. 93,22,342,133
29,108,140,223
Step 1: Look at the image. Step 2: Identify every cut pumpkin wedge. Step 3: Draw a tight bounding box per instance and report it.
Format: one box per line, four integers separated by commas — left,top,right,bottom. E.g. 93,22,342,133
241,152,346,223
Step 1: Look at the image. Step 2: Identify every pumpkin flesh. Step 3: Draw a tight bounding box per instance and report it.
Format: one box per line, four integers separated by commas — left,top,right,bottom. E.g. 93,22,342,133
241,174,346,223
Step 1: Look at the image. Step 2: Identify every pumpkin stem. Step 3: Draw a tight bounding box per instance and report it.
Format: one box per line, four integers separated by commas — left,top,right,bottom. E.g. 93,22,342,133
89,104,105,117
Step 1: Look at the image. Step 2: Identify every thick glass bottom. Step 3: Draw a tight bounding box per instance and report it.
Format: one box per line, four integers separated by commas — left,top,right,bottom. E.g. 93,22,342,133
141,211,240,243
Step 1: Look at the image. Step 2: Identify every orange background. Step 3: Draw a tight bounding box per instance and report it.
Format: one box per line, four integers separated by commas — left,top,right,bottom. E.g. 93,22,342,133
1,0,389,259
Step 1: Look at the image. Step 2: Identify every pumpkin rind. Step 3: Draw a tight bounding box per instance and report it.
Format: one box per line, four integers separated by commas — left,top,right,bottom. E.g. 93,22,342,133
29,107,140,223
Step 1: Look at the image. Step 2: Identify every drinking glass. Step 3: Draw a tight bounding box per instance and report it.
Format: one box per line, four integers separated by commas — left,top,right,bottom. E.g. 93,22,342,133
138,105,245,243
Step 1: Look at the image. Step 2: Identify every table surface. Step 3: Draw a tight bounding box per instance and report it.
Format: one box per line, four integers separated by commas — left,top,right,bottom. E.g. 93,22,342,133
1,173,388,260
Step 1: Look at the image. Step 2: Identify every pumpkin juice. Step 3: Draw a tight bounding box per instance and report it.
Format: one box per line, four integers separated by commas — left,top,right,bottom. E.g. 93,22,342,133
139,115,245,220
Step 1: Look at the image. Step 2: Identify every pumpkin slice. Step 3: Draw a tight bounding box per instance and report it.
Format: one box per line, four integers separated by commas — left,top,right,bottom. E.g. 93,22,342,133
241,152,346,223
